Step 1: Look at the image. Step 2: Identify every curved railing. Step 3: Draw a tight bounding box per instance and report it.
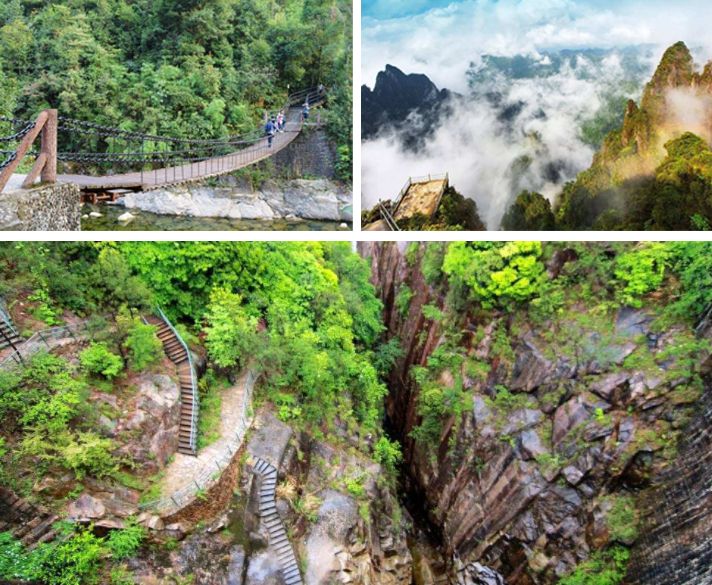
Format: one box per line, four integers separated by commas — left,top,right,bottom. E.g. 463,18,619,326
138,369,257,515
155,307,199,453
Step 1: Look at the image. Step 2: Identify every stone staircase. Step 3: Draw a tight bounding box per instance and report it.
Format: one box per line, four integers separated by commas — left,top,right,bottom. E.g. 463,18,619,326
0,487,59,548
253,457,303,585
0,305,21,351
145,312,198,456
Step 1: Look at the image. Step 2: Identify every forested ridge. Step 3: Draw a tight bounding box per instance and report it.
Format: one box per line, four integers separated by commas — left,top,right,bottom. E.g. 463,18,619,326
0,0,353,179
502,42,712,230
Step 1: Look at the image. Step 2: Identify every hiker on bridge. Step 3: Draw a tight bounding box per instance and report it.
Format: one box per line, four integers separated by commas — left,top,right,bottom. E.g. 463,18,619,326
302,101,310,121
276,110,285,132
265,117,276,148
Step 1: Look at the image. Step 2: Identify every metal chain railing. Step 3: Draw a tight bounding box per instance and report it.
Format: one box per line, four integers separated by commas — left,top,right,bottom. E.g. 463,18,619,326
139,369,258,515
1,87,326,188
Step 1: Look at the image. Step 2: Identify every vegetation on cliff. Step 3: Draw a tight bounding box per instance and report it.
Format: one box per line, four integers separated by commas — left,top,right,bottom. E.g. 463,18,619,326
501,42,712,230
370,241,711,584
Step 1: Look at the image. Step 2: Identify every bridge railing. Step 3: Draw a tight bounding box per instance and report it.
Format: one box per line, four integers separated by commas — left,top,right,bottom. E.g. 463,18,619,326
2,87,325,189
0,299,17,337
138,368,258,516
0,110,57,193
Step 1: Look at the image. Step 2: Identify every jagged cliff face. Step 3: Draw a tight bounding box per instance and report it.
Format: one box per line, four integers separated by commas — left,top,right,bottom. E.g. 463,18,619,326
360,242,712,585
626,316,712,585
600,41,712,170
361,64,454,146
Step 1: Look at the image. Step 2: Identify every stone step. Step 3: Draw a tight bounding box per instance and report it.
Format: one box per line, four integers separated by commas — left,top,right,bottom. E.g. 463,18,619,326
283,566,301,581
14,515,42,539
23,515,58,544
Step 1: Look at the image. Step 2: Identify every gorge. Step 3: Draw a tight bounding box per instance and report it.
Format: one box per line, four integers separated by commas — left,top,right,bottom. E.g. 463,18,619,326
0,242,711,584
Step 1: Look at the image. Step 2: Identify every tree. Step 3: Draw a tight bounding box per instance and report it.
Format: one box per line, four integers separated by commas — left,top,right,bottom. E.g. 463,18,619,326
204,287,258,369
501,191,556,230
80,343,124,379
442,242,546,309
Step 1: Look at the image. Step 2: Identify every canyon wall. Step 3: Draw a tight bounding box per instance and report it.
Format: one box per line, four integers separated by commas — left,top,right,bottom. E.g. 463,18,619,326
360,242,712,585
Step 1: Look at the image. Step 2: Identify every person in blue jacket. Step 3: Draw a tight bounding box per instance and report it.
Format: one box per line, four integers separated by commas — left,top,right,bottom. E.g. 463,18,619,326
265,117,276,147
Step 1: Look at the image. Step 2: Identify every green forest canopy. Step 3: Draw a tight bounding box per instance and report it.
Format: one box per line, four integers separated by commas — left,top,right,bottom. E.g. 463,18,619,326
0,0,352,178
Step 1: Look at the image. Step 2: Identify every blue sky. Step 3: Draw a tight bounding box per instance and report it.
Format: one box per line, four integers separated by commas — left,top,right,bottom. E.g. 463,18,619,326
362,0,712,89
362,0,456,19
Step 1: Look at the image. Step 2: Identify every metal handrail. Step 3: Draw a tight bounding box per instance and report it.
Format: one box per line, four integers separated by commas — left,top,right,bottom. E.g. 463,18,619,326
393,177,412,211
0,323,85,370
409,172,449,184
378,201,401,231
155,307,199,454
139,368,257,514
0,300,18,337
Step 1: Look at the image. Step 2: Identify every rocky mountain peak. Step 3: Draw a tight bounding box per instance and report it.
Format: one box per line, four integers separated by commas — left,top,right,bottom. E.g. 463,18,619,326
362,64,453,141
373,64,442,105
641,41,695,115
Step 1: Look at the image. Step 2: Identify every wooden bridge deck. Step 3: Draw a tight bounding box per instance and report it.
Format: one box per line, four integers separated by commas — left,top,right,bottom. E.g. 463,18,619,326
57,106,306,192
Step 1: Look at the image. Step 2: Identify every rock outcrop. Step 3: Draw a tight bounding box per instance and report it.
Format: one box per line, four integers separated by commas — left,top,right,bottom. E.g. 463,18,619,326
362,64,455,148
602,41,712,164
120,179,352,223
626,369,712,585
360,242,711,585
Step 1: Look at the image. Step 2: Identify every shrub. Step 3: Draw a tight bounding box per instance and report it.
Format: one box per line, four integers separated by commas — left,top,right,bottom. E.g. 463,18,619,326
373,436,403,475
27,288,62,326
0,531,41,581
123,320,163,371
558,545,630,585
422,303,443,321
80,343,123,379
614,243,668,308
442,242,546,309
395,285,413,317
605,494,639,543
63,432,117,479
33,528,105,585
106,521,145,560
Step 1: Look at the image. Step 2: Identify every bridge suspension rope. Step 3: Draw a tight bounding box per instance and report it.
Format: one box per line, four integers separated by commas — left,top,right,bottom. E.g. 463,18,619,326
0,86,327,190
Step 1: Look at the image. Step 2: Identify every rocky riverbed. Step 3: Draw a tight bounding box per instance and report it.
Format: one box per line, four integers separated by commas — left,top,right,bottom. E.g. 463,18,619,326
114,178,353,224
81,204,351,231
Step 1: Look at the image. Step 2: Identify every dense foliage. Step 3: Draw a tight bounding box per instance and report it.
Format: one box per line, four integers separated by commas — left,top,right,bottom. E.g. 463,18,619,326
0,522,144,585
0,0,352,179
0,241,389,462
442,241,546,309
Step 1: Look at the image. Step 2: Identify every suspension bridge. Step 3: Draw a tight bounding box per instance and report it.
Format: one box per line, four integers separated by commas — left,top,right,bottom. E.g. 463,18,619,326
0,87,325,199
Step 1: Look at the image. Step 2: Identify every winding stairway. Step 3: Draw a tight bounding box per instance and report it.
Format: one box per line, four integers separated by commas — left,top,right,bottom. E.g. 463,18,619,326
0,487,58,548
253,457,303,585
145,312,199,456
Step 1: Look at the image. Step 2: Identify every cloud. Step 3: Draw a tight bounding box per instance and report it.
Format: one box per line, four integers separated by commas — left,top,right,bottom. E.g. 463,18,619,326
361,51,650,228
362,0,712,92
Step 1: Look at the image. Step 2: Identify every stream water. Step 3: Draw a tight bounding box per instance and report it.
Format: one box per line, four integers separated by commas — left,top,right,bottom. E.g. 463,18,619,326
80,204,352,231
